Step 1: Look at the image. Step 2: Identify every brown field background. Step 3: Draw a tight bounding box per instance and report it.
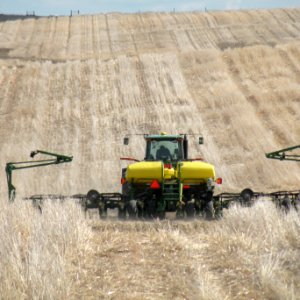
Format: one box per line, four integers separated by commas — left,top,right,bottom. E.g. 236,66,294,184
0,8,300,199
0,8,300,299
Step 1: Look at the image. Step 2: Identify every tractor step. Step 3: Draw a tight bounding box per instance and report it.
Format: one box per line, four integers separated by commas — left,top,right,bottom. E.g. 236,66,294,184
162,183,180,202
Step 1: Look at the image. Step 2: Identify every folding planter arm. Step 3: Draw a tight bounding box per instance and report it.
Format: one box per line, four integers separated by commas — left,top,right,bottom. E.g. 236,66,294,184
265,145,300,162
6,150,73,202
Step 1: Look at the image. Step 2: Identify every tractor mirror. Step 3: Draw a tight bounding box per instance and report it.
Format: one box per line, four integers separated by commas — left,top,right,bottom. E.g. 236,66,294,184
123,137,129,145
199,137,204,145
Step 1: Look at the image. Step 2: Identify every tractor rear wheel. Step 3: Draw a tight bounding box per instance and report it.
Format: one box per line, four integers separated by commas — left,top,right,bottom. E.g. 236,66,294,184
145,200,156,219
137,205,144,218
176,208,184,219
205,200,214,220
126,200,137,219
157,211,166,220
185,201,195,218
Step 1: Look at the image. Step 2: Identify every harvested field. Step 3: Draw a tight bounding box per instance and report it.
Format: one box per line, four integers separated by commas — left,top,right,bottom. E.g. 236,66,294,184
0,9,300,198
0,8,300,299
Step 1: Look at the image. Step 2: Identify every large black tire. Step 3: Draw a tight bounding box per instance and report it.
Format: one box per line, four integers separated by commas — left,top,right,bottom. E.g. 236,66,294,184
240,188,254,206
176,208,184,219
157,211,166,220
145,200,156,219
122,182,130,198
282,196,292,212
137,206,144,218
204,200,214,220
214,206,223,219
87,189,100,206
185,201,195,218
86,189,106,219
126,200,137,219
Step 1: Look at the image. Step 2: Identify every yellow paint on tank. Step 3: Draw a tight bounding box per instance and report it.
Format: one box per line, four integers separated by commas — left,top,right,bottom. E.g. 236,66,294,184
179,161,215,184
126,161,163,183
126,160,215,185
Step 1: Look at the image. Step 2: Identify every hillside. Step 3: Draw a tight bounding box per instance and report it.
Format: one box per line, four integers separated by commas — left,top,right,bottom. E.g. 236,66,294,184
0,9,300,300
0,8,300,198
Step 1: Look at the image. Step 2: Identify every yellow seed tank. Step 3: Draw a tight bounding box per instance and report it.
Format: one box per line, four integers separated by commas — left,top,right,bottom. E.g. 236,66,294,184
126,161,215,184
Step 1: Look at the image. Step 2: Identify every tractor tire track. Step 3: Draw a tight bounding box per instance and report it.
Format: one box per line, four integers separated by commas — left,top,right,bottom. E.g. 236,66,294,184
105,14,114,59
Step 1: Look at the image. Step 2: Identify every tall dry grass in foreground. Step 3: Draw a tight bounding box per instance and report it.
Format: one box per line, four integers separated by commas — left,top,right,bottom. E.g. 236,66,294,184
0,199,299,299
0,200,92,299
83,201,300,299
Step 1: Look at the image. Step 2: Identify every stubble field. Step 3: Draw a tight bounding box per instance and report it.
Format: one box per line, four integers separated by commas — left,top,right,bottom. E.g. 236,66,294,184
1,200,299,299
0,8,299,299
0,8,299,196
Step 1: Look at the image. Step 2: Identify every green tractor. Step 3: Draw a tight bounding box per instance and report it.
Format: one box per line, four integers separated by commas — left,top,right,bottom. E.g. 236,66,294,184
103,133,222,219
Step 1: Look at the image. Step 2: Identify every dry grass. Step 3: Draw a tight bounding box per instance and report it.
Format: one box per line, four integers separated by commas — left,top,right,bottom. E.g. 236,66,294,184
0,199,92,299
1,199,298,299
84,201,300,299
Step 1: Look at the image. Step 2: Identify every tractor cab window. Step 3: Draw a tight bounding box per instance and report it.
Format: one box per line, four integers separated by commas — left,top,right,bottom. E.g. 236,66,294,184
146,139,183,161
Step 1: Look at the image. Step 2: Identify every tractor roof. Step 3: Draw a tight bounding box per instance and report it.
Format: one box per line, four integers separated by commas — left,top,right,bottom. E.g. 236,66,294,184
145,133,184,140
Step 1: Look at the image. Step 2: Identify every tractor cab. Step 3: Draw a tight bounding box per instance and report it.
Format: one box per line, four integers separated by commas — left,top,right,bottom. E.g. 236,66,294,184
145,134,184,162
123,133,204,162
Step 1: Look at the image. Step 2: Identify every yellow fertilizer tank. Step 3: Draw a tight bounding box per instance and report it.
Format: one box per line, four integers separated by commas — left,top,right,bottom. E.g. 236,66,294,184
126,160,215,184
179,161,215,183
126,161,163,183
